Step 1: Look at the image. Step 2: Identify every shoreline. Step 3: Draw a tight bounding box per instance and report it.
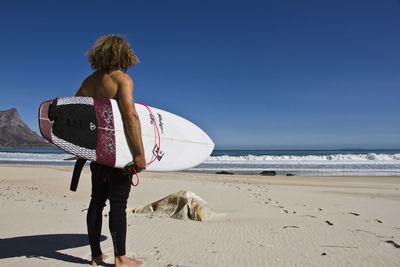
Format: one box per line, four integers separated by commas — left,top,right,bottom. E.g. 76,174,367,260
1,148,400,177
2,163,400,177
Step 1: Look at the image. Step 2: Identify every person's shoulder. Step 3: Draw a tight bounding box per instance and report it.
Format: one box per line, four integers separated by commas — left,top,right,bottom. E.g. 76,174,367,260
81,72,95,84
110,70,133,86
77,73,96,96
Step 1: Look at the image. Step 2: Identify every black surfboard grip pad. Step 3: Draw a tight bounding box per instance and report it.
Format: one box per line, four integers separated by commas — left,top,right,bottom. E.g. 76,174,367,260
48,98,98,150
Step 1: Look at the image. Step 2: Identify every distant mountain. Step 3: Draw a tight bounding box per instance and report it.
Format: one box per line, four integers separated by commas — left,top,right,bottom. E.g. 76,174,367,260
0,108,53,148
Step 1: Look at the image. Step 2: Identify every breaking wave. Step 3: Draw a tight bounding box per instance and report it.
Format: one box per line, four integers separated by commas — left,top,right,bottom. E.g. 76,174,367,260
206,153,400,163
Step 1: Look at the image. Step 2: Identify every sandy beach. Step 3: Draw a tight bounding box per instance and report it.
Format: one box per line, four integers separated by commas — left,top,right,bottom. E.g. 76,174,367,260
0,165,399,266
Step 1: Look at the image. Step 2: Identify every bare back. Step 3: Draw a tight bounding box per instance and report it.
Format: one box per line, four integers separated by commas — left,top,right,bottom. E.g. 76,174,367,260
76,70,126,99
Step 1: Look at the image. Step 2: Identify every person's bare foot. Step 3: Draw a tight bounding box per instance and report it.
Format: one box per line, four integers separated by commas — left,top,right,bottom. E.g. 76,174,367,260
90,254,107,266
115,255,143,267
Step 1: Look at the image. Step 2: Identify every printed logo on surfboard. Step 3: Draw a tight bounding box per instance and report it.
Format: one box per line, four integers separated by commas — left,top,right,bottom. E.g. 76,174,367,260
89,122,96,131
149,114,155,125
152,144,165,161
149,113,164,134
157,113,164,134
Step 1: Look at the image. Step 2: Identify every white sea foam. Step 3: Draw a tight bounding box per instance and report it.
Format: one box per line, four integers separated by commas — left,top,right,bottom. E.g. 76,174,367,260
0,152,70,162
196,152,400,176
206,153,400,163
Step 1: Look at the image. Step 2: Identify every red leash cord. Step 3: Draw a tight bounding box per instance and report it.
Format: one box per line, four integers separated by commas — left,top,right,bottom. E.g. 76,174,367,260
129,103,161,186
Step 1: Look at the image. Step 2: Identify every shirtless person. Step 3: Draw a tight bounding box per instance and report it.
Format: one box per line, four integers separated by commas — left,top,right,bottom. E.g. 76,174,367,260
75,35,145,267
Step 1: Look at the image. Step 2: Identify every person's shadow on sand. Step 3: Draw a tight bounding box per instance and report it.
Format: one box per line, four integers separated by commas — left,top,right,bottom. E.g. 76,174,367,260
0,233,111,266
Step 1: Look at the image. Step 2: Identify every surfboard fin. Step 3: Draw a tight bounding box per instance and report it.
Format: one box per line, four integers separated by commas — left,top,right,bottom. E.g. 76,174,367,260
70,159,87,191
64,155,83,161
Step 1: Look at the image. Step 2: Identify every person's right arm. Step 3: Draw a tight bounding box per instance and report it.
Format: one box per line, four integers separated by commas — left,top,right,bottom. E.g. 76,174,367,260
117,75,146,172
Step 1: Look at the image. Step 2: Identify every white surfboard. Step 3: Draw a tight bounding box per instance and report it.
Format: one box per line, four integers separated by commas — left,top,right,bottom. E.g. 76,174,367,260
39,97,214,171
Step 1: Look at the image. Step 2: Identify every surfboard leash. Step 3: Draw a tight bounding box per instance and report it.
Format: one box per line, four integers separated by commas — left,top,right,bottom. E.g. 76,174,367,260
124,103,161,187
139,103,162,167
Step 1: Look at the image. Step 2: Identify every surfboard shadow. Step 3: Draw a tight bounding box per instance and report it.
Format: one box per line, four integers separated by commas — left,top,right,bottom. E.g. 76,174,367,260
0,233,107,265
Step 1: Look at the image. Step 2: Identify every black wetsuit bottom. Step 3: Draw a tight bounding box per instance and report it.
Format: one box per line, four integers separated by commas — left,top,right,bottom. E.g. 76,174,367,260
87,162,131,257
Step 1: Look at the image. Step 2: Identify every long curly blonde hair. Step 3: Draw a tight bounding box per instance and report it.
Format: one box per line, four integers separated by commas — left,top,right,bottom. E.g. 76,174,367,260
87,35,139,72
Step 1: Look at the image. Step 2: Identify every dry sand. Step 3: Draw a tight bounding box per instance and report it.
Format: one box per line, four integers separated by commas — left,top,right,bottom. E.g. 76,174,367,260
0,165,399,266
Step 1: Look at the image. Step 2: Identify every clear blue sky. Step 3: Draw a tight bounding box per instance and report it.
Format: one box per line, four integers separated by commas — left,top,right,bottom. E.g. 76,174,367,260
0,0,399,149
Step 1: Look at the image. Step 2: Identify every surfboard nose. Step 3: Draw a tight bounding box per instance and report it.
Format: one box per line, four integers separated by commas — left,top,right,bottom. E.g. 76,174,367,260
38,100,53,143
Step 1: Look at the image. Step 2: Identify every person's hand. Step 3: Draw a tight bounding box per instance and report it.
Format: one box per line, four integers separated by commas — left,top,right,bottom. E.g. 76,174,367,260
134,153,146,172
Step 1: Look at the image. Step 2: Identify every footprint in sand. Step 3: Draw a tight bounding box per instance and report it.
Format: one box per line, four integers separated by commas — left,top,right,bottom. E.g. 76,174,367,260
283,225,299,229
385,240,400,249
303,215,317,218
347,212,360,216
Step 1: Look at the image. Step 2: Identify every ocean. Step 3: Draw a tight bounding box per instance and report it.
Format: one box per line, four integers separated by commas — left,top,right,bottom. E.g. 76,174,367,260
1,148,399,176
